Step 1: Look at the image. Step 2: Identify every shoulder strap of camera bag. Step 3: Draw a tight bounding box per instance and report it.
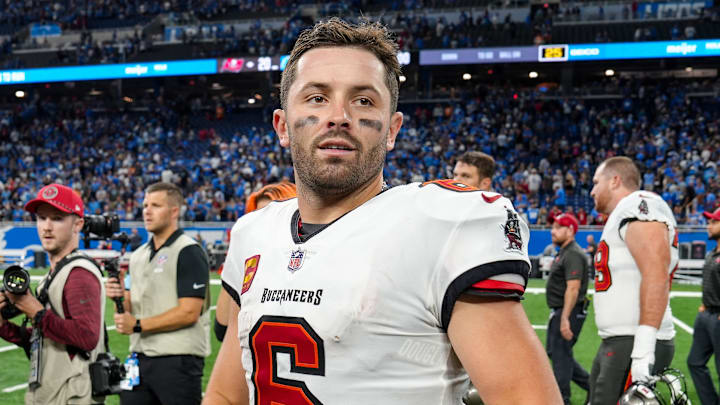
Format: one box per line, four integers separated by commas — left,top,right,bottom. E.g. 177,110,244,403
36,249,89,305
37,249,104,360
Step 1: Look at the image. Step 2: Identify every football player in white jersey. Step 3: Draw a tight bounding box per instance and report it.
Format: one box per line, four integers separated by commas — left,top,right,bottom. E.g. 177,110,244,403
588,156,679,405
203,18,561,405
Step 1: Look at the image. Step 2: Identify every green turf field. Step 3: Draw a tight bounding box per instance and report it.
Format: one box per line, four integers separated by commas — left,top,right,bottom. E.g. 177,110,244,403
0,274,713,404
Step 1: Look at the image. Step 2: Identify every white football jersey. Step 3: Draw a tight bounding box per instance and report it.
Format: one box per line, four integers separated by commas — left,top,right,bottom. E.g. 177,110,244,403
222,181,531,405
593,190,678,340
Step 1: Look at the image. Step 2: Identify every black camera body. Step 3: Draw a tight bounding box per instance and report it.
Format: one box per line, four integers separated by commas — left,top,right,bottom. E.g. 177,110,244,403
82,214,120,239
0,265,31,319
89,352,126,396
81,213,128,314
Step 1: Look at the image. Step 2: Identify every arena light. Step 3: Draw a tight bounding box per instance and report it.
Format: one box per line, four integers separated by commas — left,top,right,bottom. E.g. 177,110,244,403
685,66,693,72
462,73,472,80
399,75,406,83
605,69,615,76
14,90,24,98
248,98,256,104
528,71,538,79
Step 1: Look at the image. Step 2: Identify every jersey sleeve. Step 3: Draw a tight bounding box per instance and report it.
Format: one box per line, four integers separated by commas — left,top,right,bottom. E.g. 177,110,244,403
616,193,677,240
176,244,210,298
432,195,531,330
220,221,245,308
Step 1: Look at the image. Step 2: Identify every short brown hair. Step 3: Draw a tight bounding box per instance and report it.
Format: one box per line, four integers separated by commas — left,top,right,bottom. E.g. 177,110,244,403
600,156,641,190
280,17,401,113
458,151,495,180
146,182,184,207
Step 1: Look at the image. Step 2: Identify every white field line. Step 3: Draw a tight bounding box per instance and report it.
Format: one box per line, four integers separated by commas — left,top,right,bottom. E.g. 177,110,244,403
526,287,701,298
32,276,223,285
2,383,27,393
0,307,216,353
0,305,219,394
0,285,697,394
673,316,695,335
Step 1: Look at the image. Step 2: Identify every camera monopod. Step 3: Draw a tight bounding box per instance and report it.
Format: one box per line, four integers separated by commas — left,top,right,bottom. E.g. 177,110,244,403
82,230,129,314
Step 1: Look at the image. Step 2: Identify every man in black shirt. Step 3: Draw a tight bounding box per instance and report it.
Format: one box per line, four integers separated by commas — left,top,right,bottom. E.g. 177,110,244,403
688,207,720,405
546,213,590,404
128,228,143,251
106,182,210,405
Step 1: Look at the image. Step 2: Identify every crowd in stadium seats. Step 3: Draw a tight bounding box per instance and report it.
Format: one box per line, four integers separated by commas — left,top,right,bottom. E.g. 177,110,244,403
0,78,718,225
0,0,486,34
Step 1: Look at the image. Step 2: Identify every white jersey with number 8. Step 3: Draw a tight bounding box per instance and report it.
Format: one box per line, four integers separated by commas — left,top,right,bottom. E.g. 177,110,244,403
593,190,678,340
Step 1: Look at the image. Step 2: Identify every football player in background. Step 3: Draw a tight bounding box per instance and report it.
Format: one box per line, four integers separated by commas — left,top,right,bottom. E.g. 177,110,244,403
203,18,561,405
589,156,678,405
451,150,496,405
452,151,495,191
213,182,297,342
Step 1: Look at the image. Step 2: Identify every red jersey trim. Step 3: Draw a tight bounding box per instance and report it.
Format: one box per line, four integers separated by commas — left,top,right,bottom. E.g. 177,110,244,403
470,279,525,293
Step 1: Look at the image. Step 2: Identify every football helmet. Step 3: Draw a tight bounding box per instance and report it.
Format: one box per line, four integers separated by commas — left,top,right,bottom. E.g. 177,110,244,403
619,368,691,405
462,386,484,405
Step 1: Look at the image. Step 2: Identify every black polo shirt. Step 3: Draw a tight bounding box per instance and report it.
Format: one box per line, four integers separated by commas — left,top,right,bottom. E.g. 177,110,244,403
546,240,589,309
702,248,720,310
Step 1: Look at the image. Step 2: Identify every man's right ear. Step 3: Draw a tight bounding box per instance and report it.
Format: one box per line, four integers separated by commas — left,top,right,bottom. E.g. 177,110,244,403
480,177,492,191
273,109,290,147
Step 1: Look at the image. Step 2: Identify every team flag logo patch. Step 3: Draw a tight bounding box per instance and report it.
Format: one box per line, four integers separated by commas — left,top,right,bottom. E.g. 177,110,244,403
501,208,523,252
242,255,261,294
288,248,305,273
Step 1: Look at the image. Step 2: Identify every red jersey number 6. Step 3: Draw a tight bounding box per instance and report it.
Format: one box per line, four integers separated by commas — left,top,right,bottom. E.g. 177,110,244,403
249,316,325,405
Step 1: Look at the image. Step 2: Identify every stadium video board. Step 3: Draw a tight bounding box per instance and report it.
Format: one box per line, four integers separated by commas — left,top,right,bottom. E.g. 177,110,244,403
419,38,720,66
0,39,716,86
557,39,720,62
218,56,289,73
420,47,537,65
217,51,410,74
0,59,217,85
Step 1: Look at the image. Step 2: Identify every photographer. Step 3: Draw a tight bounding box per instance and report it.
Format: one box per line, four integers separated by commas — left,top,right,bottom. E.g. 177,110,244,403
0,184,106,405
105,182,210,405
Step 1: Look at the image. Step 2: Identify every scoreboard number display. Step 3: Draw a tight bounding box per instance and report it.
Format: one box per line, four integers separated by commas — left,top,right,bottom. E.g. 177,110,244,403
538,45,569,62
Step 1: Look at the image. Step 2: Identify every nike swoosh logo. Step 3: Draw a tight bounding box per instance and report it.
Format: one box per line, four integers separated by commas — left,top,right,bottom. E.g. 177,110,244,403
482,193,501,203
193,283,206,289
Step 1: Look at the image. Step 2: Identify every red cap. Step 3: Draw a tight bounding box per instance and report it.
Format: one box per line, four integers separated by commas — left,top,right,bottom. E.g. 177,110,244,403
704,208,720,221
555,213,579,234
25,184,84,217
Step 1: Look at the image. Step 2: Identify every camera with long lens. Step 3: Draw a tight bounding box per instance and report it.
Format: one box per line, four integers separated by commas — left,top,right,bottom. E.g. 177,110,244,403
80,213,129,396
89,352,126,396
81,213,127,314
82,214,120,239
0,265,31,319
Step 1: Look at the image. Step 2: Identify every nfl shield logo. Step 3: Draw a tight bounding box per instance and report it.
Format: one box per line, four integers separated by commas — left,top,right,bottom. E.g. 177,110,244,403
288,249,305,273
